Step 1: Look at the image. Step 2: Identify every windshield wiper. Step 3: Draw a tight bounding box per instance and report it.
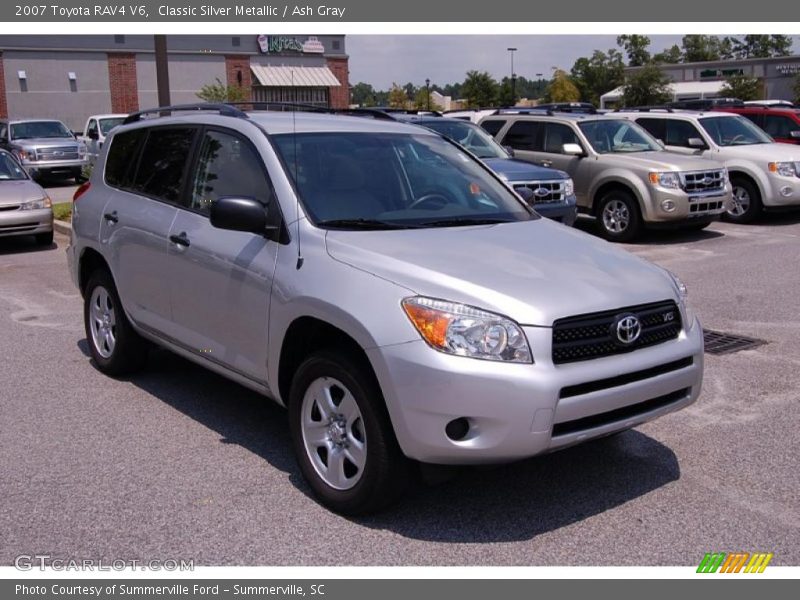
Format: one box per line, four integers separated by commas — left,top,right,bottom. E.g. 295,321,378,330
316,218,419,230
416,217,512,227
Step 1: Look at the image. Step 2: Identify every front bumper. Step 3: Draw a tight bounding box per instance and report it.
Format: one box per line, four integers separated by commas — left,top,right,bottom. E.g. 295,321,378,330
764,173,800,207
646,186,731,223
533,195,578,226
368,317,704,464
0,208,53,238
22,158,87,178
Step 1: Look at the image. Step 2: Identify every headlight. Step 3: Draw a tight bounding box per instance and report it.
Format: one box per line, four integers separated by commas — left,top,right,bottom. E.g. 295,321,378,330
13,149,35,162
20,197,52,210
648,171,682,189
402,297,532,363
666,271,695,327
78,143,88,157
721,167,729,185
768,162,798,177
563,178,575,197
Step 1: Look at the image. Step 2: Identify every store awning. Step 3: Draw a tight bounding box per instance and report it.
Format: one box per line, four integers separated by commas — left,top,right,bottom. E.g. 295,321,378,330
600,81,726,108
250,65,341,87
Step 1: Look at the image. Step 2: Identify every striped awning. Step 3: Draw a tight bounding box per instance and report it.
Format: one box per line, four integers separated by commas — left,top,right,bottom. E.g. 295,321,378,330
250,65,341,87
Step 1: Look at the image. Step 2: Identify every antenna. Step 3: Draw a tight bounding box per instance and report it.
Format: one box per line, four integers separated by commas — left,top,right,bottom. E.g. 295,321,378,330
292,69,304,269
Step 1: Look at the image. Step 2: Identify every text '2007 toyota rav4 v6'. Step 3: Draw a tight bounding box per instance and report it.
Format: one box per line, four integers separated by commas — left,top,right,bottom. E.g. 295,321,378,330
68,104,704,514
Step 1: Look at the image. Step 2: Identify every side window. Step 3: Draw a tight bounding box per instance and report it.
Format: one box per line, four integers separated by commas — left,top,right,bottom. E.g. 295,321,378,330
480,119,505,137
105,128,146,189
543,123,581,154
189,129,275,215
502,121,540,151
740,113,763,129
0,124,7,140
86,120,98,136
763,115,796,138
665,120,705,148
130,127,196,203
636,118,665,141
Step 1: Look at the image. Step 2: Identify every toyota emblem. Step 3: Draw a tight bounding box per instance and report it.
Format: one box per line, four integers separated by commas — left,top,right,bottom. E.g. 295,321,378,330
613,314,641,345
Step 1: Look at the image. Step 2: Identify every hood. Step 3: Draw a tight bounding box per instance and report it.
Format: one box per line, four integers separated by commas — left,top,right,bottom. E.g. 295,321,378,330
325,219,677,326
716,142,800,162
601,150,719,172
11,137,78,149
0,179,48,206
483,158,568,181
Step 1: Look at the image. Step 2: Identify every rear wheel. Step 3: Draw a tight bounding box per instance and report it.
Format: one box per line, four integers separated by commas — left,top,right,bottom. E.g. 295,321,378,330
83,269,148,376
597,190,642,242
725,177,762,224
288,351,410,515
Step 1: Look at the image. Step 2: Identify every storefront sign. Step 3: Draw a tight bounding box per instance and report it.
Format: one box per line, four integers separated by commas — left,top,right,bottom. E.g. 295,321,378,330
776,64,800,76
257,35,325,54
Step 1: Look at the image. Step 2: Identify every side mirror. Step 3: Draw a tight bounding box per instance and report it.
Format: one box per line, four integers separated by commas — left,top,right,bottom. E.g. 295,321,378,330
562,143,584,156
790,130,800,139
687,137,706,148
503,145,515,158
209,197,267,234
87,130,99,140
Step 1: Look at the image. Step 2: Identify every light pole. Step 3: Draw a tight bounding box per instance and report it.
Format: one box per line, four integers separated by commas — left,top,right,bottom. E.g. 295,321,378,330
425,78,430,111
536,72,543,99
507,47,517,106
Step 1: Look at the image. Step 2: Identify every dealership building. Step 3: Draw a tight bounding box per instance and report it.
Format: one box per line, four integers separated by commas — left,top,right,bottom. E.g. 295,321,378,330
601,54,800,108
0,34,350,130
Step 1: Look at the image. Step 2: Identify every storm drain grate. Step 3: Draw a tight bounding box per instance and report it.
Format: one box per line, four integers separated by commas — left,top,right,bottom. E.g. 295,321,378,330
703,329,767,355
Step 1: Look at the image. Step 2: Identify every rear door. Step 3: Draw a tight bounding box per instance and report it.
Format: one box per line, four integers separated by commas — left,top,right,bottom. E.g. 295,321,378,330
165,126,280,386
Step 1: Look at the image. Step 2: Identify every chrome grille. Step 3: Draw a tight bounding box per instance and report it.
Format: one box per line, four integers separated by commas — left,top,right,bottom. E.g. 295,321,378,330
681,169,726,194
512,179,567,204
36,146,79,161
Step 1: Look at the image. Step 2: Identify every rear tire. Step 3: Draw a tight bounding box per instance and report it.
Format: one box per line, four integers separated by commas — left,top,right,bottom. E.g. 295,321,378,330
725,177,762,224
288,350,410,515
35,231,54,246
596,190,642,242
83,269,148,376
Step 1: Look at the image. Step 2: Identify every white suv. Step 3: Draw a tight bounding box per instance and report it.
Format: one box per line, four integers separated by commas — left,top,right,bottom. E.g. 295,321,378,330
617,109,800,223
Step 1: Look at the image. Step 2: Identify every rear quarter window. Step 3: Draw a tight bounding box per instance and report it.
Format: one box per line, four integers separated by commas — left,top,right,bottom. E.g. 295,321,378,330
104,128,146,188
480,119,506,137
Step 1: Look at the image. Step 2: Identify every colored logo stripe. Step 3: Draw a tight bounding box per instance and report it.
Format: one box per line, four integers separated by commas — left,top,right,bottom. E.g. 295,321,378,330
697,552,773,573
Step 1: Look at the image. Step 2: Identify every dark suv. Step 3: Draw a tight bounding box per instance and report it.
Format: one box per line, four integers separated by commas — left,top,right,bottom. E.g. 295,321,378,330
716,105,800,145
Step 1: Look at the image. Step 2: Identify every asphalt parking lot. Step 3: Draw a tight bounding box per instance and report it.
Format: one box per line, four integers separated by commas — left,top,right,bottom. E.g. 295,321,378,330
1,215,799,566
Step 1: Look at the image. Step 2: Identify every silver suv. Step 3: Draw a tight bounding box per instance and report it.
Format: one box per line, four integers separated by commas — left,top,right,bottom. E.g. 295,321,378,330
480,111,732,241
0,119,88,183
67,104,704,514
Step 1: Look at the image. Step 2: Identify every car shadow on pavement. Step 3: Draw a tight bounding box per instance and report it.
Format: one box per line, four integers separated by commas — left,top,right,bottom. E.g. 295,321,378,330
78,342,680,543
757,208,800,226
0,236,58,255
574,216,724,245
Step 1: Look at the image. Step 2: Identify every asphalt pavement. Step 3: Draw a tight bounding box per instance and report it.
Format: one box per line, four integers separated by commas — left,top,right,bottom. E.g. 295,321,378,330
1,215,798,566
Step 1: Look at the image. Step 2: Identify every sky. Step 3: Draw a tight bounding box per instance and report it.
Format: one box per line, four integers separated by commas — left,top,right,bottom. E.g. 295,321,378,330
345,35,800,90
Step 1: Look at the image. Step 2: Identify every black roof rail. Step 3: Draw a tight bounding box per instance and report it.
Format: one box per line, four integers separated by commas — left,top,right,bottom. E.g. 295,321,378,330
122,103,247,124
613,106,674,113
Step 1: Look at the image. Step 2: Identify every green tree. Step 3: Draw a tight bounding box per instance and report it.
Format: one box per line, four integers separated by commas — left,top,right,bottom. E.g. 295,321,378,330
620,64,672,107
719,74,762,101
413,88,443,111
680,35,737,63
461,70,499,108
545,69,581,103
616,35,651,67
351,82,377,107
388,83,408,109
570,49,625,106
652,45,683,64
732,35,793,59
196,77,248,103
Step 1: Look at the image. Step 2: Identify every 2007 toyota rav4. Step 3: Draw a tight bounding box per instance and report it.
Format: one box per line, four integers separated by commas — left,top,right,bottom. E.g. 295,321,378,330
67,104,704,514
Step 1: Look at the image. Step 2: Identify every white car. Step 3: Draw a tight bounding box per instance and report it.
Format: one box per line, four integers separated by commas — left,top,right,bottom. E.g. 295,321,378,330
616,109,800,223
77,114,126,165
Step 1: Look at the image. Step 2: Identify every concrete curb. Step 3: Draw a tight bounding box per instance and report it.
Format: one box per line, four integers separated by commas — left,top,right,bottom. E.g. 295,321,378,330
53,220,71,236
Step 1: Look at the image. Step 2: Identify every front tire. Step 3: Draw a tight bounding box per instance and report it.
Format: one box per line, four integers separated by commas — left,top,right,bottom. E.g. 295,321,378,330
83,269,148,376
725,177,762,224
597,190,642,242
288,351,410,515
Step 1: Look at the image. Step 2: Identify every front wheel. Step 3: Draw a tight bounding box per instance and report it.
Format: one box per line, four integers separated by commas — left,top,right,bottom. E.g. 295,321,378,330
288,351,410,515
725,178,762,224
597,190,642,242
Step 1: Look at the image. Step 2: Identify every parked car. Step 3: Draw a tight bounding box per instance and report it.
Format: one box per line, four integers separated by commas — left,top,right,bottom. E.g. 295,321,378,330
391,114,577,225
0,118,88,182
616,109,800,223
0,149,53,245
480,110,731,241
442,108,501,124
667,98,744,110
77,114,127,165
714,105,800,145
68,104,704,514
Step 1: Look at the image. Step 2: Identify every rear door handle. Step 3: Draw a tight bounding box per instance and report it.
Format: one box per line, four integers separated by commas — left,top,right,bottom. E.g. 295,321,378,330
103,211,118,224
169,232,191,247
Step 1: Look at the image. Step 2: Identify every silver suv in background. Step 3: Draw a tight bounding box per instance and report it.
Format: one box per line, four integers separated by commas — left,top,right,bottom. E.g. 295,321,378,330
480,110,732,241
615,109,800,223
68,104,704,514
0,118,88,182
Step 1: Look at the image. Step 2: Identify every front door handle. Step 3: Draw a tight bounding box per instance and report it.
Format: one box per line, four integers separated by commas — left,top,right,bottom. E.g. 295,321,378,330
540,160,553,168
103,211,118,224
169,231,191,247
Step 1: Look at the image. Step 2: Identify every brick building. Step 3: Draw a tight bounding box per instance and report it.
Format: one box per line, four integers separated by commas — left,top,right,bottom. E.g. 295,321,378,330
0,34,350,130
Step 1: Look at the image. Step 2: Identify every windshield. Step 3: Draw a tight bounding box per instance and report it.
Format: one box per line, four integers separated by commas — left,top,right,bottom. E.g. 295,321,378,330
0,153,28,180
419,120,509,159
578,119,662,153
272,132,534,229
699,115,773,146
99,118,125,135
10,121,73,140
